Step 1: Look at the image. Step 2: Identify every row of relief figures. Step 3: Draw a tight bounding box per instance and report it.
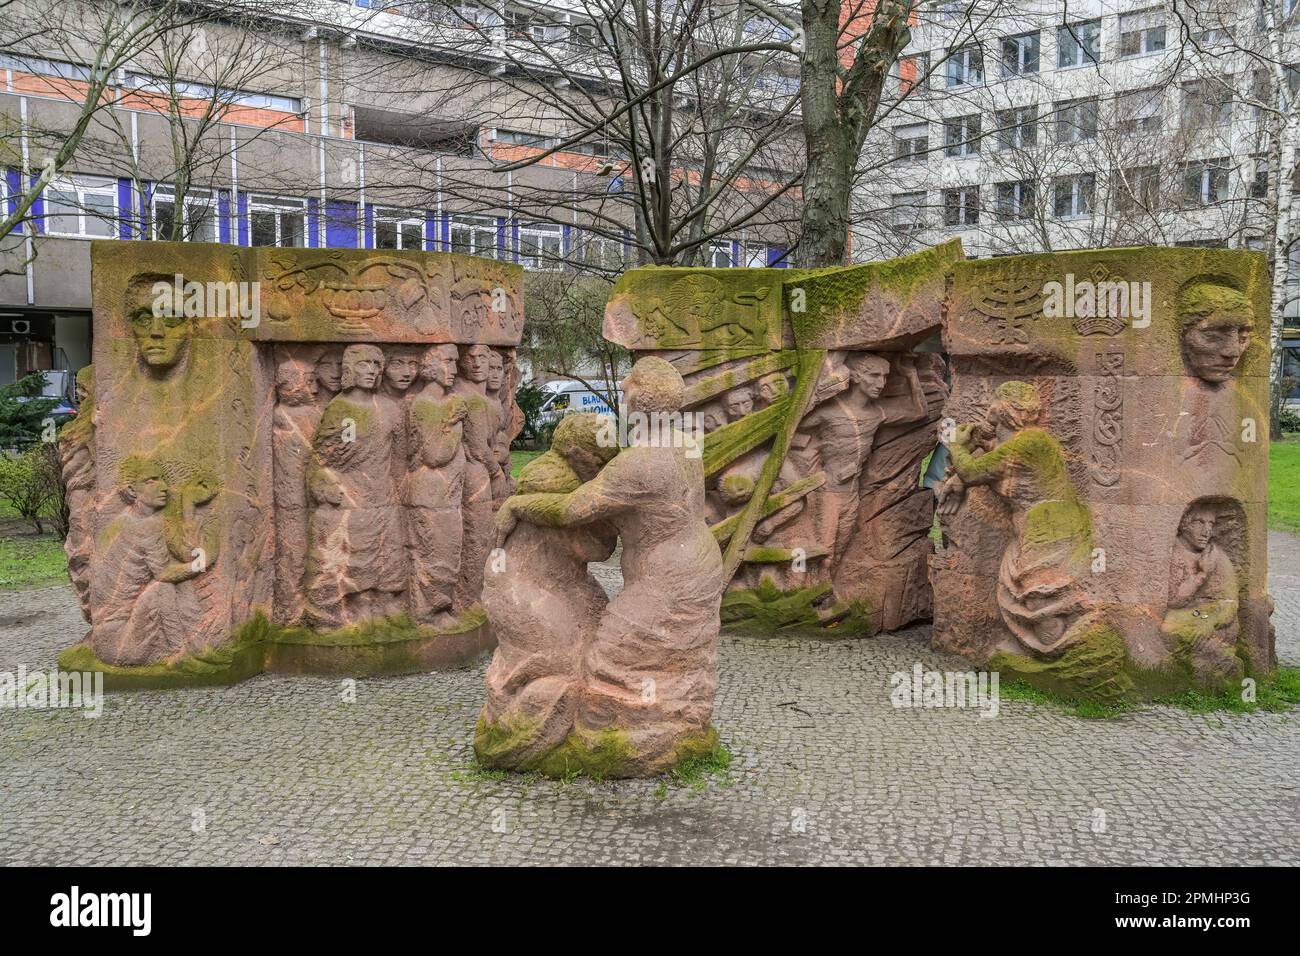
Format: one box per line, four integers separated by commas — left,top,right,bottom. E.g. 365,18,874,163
272,342,523,631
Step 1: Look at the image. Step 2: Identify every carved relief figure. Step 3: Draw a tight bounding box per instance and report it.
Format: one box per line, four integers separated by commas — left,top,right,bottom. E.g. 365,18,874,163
314,347,344,404
755,371,790,409
794,352,928,567
452,343,505,609
723,385,754,422
89,457,215,665
303,344,405,627
59,365,96,620
1179,282,1253,385
127,274,192,376
486,347,515,499
478,414,619,767
1161,500,1242,683
378,345,421,483
1174,282,1256,467
491,357,725,774
948,381,1093,655
405,344,468,627
271,352,322,625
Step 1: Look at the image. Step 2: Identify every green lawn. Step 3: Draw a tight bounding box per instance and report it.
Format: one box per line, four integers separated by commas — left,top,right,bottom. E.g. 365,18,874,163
0,533,69,590
1270,437,1300,532
510,449,544,477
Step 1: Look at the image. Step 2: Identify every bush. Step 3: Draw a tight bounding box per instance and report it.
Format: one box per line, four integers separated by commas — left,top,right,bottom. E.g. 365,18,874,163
1281,406,1300,435
0,445,59,534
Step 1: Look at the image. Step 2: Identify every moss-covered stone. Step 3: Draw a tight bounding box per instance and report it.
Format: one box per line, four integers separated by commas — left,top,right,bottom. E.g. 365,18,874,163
58,612,272,691
990,618,1132,705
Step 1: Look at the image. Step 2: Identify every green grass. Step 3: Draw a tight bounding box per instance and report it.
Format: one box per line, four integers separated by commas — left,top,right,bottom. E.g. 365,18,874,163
999,666,1300,719
669,745,734,791
1269,437,1300,532
0,533,69,590
510,449,544,478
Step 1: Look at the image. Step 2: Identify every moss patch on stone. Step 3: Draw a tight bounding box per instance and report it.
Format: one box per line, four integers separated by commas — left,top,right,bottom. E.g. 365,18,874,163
57,612,272,691
721,578,873,636
989,619,1132,706
534,726,638,780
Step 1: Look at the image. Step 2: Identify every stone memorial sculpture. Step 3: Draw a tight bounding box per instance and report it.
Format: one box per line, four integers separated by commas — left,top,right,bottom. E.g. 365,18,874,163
478,357,726,777
932,248,1274,701
602,243,959,633
60,242,524,688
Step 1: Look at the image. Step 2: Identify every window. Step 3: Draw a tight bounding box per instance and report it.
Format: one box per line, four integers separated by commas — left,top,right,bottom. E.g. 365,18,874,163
946,46,982,87
1052,174,1095,218
250,196,305,247
151,185,219,242
493,128,558,149
1001,32,1039,76
897,52,929,93
943,115,981,157
1183,159,1231,205
578,233,625,271
1118,88,1162,133
455,4,496,28
891,192,927,231
995,106,1036,149
125,72,301,112
943,187,980,227
1113,166,1159,210
1119,9,1166,57
518,222,562,269
0,53,90,80
893,123,929,162
739,242,768,268
450,214,499,258
374,207,425,250
44,174,116,238
994,181,1034,220
707,241,734,268
1058,20,1100,68
1182,80,1232,127
1055,97,1099,143
1251,158,1270,200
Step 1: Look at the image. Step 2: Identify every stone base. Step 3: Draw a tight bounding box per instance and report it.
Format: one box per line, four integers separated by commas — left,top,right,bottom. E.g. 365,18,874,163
58,609,495,690
474,716,721,779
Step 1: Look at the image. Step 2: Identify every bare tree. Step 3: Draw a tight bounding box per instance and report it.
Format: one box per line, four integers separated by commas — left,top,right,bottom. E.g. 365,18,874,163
0,0,197,242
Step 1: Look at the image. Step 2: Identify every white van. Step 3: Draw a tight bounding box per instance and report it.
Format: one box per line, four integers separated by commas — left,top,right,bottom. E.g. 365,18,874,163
537,379,622,424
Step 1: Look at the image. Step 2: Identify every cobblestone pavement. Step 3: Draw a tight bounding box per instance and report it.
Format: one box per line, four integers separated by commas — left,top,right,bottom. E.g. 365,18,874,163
1,535,1297,867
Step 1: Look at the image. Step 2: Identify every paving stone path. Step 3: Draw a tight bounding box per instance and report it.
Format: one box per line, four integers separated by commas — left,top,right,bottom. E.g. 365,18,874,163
1,534,1297,866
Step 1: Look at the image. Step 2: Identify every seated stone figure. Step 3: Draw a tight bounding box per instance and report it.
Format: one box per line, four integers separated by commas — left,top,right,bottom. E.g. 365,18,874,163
477,414,619,768
1161,501,1242,685
950,381,1093,655
482,357,725,777
89,457,212,665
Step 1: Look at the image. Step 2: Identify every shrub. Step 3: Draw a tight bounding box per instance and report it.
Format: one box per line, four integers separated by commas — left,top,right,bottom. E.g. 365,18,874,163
0,446,58,534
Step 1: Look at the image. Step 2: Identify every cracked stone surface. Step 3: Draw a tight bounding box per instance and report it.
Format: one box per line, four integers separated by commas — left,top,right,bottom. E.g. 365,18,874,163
1,534,1297,866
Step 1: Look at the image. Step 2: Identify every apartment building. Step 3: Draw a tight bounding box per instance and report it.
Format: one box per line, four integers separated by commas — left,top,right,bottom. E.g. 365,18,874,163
0,0,799,393
852,0,1300,396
